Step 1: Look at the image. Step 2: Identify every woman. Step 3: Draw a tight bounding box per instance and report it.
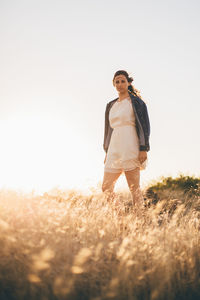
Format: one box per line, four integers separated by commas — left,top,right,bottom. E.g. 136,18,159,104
102,70,150,209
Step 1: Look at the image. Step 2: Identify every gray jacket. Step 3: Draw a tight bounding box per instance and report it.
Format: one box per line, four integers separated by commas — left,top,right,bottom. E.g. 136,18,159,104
103,91,150,153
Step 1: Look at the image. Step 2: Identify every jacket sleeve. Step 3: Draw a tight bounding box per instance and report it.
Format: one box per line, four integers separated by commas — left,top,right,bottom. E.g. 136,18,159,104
143,102,150,137
103,103,109,152
142,102,150,151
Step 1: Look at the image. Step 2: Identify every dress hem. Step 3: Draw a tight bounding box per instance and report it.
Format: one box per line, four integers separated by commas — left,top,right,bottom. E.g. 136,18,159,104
104,166,140,173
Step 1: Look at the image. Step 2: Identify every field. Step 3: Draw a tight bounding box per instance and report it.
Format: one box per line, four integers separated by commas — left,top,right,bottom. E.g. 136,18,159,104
0,175,199,300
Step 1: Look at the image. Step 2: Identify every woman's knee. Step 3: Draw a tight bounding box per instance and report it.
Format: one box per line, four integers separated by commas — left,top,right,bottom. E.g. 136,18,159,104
102,182,110,193
102,172,121,193
102,178,115,193
124,168,140,191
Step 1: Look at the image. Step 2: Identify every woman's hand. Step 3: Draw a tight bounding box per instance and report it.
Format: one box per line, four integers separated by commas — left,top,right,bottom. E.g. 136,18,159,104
138,151,147,164
104,153,107,164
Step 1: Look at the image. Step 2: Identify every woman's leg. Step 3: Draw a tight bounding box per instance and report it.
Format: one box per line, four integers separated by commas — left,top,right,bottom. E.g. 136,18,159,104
102,171,122,201
124,167,144,208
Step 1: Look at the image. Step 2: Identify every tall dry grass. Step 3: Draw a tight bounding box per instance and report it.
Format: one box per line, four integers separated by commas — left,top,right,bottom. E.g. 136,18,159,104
0,185,199,300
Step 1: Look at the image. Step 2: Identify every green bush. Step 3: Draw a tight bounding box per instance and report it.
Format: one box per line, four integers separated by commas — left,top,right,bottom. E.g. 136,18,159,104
144,174,200,209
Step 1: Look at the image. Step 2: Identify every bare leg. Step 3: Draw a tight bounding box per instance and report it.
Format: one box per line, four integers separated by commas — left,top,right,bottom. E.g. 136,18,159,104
102,171,122,202
124,167,144,209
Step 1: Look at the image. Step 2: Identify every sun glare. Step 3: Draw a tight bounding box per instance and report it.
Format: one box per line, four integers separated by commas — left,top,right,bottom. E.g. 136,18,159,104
0,113,100,194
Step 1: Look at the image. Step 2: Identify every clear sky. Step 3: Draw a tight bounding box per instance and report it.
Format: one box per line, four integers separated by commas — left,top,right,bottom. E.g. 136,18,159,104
0,0,200,194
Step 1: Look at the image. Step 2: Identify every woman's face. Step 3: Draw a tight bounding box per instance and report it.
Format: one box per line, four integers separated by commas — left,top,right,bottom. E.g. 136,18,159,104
113,74,129,94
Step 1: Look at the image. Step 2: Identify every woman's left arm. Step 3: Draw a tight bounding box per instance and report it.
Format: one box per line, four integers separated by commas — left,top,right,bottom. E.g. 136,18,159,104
141,102,150,152
138,151,147,164
138,102,150,163
143,102,150,137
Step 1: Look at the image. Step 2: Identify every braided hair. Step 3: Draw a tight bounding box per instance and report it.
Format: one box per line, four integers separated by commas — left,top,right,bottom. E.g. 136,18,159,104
113,70,142,99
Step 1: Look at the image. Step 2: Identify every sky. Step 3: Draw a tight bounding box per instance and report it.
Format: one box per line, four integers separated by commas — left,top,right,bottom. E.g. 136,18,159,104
0,0,200,194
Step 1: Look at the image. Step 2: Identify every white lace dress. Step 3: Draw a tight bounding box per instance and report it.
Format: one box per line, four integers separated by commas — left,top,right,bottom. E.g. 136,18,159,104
104,97,147,173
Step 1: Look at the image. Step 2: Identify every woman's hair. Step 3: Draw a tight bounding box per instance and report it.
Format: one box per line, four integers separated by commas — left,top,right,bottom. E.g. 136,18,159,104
113,70,142,98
